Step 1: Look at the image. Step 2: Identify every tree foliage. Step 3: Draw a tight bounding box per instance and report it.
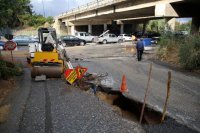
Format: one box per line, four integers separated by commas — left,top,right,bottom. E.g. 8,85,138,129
0,0,54,28
175,20,192,32
146,19,165,32
19,14,54,27
0,0,32,27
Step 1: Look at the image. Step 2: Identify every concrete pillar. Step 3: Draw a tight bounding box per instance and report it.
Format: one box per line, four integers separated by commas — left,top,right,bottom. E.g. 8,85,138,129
191,17,200,34
52,18,67,35
88,24,92,34
104,24,107,31
165,18,176,31
71,25,75,35
120,24,124,34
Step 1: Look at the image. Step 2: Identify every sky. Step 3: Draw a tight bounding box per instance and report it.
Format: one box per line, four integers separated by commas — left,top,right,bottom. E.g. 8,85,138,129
31,0,191,23
31,0,93,17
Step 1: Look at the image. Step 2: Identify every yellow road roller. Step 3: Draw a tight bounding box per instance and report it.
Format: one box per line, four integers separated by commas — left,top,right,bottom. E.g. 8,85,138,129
30,28,64,78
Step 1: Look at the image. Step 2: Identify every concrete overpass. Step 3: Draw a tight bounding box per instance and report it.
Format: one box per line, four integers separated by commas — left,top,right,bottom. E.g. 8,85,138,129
54,0,200,35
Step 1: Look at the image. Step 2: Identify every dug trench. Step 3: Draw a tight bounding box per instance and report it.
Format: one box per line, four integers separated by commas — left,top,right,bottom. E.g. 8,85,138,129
76,80,198,133
96,87,163,125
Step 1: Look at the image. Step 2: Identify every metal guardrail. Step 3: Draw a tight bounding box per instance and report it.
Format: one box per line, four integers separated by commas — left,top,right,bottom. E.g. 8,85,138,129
58,0,126,18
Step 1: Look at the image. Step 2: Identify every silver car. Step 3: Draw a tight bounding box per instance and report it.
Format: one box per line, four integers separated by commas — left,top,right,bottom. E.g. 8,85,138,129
13,35,38,46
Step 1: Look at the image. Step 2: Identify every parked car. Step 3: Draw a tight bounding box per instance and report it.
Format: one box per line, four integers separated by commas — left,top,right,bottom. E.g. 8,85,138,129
175,30,189,36
13,35,38,46
132,31,143,38
118,34,132,41
97,33,123,44
0,36,7,50
61,35,86,46
75,32,96,42
0,41,5,50
144,31,161,38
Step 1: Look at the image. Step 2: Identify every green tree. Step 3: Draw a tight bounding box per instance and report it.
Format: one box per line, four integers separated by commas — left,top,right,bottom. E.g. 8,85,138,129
0,0,32,28
46,16,54,24
147,19,165,32
175,20,191,32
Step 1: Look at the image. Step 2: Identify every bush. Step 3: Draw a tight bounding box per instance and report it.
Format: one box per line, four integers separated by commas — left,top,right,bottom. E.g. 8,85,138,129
179,35,200,70
157,33,181,61
20,14,53,28
157,33,200,70
0,60,23,80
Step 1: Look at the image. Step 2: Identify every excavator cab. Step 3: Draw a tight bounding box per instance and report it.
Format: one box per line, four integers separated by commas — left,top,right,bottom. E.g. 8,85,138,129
31,28,64,78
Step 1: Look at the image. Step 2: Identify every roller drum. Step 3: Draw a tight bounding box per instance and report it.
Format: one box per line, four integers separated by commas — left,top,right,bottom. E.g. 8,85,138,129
31,65,63,78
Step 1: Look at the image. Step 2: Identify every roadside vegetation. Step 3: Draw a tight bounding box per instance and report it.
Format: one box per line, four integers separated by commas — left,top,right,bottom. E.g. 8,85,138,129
0,59,23,80
157,33,200,70
152,19,200,71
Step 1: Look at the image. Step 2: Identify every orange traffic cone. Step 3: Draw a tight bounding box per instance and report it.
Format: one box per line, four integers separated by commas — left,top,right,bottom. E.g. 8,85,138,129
120,75,128,93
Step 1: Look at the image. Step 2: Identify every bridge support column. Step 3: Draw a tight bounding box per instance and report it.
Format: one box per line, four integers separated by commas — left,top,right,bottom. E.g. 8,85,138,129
88,24,92,34
71,25,75,35
165,18,176,31
104,24,107,31
52,18,67,35
191,17,200,34
120,24,124,34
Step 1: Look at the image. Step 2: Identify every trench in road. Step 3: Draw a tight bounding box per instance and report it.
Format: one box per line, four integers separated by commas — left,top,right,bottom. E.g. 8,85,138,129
75,82,198,132
77,77,163,125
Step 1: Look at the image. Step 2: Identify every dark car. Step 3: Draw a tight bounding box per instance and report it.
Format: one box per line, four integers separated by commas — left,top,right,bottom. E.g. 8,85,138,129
145,31,161,38
0,41,5,50
13,35,38,46
61,35,86,46
132,31,143,38
0,36,6,50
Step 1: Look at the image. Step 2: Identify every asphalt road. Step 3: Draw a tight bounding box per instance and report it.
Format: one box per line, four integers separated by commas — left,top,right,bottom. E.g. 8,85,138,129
66,42,200,132
0,46,144,133
0,43,199,133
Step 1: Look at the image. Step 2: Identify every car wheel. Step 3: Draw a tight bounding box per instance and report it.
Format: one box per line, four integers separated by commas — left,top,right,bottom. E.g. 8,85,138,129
91,38,95,43
103,40,107,44
80,41,85,46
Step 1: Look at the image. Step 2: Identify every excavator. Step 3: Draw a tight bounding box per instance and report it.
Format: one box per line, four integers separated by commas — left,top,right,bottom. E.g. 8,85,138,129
29,27,68,79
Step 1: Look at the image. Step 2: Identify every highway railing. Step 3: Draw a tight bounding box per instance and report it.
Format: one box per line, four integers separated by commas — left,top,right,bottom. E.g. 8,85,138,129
58,0,126,18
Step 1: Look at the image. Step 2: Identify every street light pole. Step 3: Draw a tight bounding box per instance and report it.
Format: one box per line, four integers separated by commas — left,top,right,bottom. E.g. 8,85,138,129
42,0,45,17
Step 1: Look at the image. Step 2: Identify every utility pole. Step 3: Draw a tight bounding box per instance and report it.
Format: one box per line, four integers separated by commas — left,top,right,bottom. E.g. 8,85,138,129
42,0,45,17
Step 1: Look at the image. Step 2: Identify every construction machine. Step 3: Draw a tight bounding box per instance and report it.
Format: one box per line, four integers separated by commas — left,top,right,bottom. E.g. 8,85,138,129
30,27,65,78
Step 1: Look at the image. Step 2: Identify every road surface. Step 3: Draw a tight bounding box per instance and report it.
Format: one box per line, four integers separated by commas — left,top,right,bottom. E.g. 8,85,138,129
0,43,199,133
66,43,200,132
0,45,144,133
